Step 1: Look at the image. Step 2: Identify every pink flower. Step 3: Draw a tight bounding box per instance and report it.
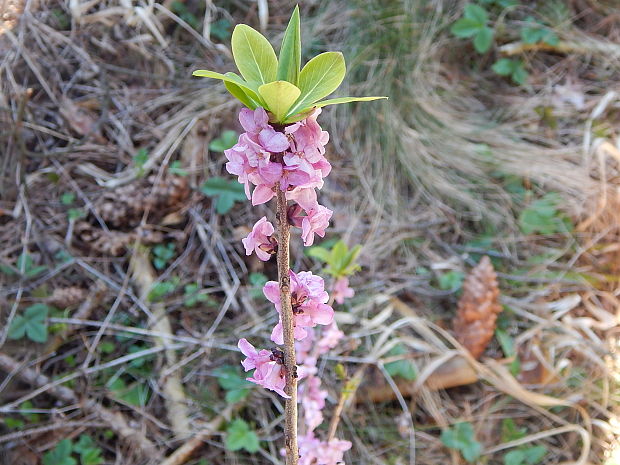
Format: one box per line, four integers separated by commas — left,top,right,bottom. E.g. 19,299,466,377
317,322,345,355
242,217,276,261
332,277,354,305
238,338,289,398
297,432,352,465
300,375,327,432
301,205,332,246
286,109,330,163
264,271,334,345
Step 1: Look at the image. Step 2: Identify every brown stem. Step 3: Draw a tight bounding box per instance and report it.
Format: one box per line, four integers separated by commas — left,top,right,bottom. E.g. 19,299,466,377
276,187,299,465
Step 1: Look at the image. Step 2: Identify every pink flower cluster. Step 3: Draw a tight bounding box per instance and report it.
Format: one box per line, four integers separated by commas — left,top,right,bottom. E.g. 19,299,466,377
231,107,354,464
230,107,333,252
264,271,334,345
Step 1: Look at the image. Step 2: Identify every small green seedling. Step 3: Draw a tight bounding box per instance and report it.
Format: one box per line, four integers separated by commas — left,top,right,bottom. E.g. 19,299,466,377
492,58,528,85
209,130,238,152
307,240,361,278
451,4,494,53
8,303,49,343
200,177,247,214
384,343,417,381
441,422,483,463
152,243,176,270
213,364,254,403
226,418,260,453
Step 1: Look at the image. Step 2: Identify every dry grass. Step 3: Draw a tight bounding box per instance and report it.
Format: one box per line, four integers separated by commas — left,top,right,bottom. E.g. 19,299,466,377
1,0,619,464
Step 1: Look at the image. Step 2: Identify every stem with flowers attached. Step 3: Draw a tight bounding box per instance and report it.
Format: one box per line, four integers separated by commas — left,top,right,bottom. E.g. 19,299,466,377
276,185,299,465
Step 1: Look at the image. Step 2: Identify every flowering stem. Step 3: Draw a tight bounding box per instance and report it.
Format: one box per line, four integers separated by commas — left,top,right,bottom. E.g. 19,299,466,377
276,186,299,465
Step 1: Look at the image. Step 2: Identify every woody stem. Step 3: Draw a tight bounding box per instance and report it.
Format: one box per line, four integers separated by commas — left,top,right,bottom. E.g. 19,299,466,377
276,186,299,465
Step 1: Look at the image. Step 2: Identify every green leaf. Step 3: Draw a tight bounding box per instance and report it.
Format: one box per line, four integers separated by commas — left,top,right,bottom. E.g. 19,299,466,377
4,417,25,429
438,270,465,291
451,18,483,38
277,5,301,84
505,449,526,465
511,63,528,85
495,328,515,357
293,96,387,116
169,161,188,176
68,208,86,221
226,419,260,453
209,130,238,152
501,418,527,442
441,422,482,463
287,52,346,117
463,4,488,24
492,58,515,76
224,80,258,109
8,303,49,343
249,272,269,299
225,388,250,403
307,246,331,263
133,148,149,167
258,81,301,122
60,192,75,205
192,69,262,103
231,24,278,85
73,435,104,465
43,439,76,465
213,365,253,391
200,177,247,214
210,18,232,41
473,27,493,53
148,281,177,301
518,193,565,234
385,344,417,381
112,382,150,406
523,445,547,464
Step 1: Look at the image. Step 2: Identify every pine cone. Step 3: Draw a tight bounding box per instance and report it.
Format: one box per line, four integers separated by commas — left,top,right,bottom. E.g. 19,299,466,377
94,175,190,229
453,256,502,359
46,286,87,308
75,222,164,256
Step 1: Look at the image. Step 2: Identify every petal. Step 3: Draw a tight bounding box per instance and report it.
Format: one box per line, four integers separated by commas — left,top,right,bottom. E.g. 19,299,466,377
259,128,289,153
263,281,280,304
270,322,284,345
252,184,275,205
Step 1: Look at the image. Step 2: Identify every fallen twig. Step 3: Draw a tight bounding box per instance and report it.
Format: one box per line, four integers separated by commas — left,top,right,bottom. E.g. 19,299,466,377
130,247,191,439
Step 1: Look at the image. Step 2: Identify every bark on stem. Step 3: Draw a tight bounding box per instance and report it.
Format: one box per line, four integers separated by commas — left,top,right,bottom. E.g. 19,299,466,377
276,186,299,465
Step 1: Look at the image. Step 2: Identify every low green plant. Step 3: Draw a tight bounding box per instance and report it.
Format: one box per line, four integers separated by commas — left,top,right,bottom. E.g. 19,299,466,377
43,439,76,465
518,192,573,235
492,58,528,85
169,160,189,176
451,3,562,86
209,130,238,152
501,419,547,465
307,240,361,278
200,177,246,214
450,4,494,53
441,422,483,463
133,148,149,176
225,418,260,453
0,252,47,278
248,272,269,299
213,364,253,403
438,270,465,291
42,436,104,465
384,343,417,381
152,243,176,270
147,279,178,301
183,283,213,307
8,303,49,343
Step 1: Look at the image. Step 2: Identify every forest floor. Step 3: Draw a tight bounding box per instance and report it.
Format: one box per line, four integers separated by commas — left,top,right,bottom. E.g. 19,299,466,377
1,1,620,464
